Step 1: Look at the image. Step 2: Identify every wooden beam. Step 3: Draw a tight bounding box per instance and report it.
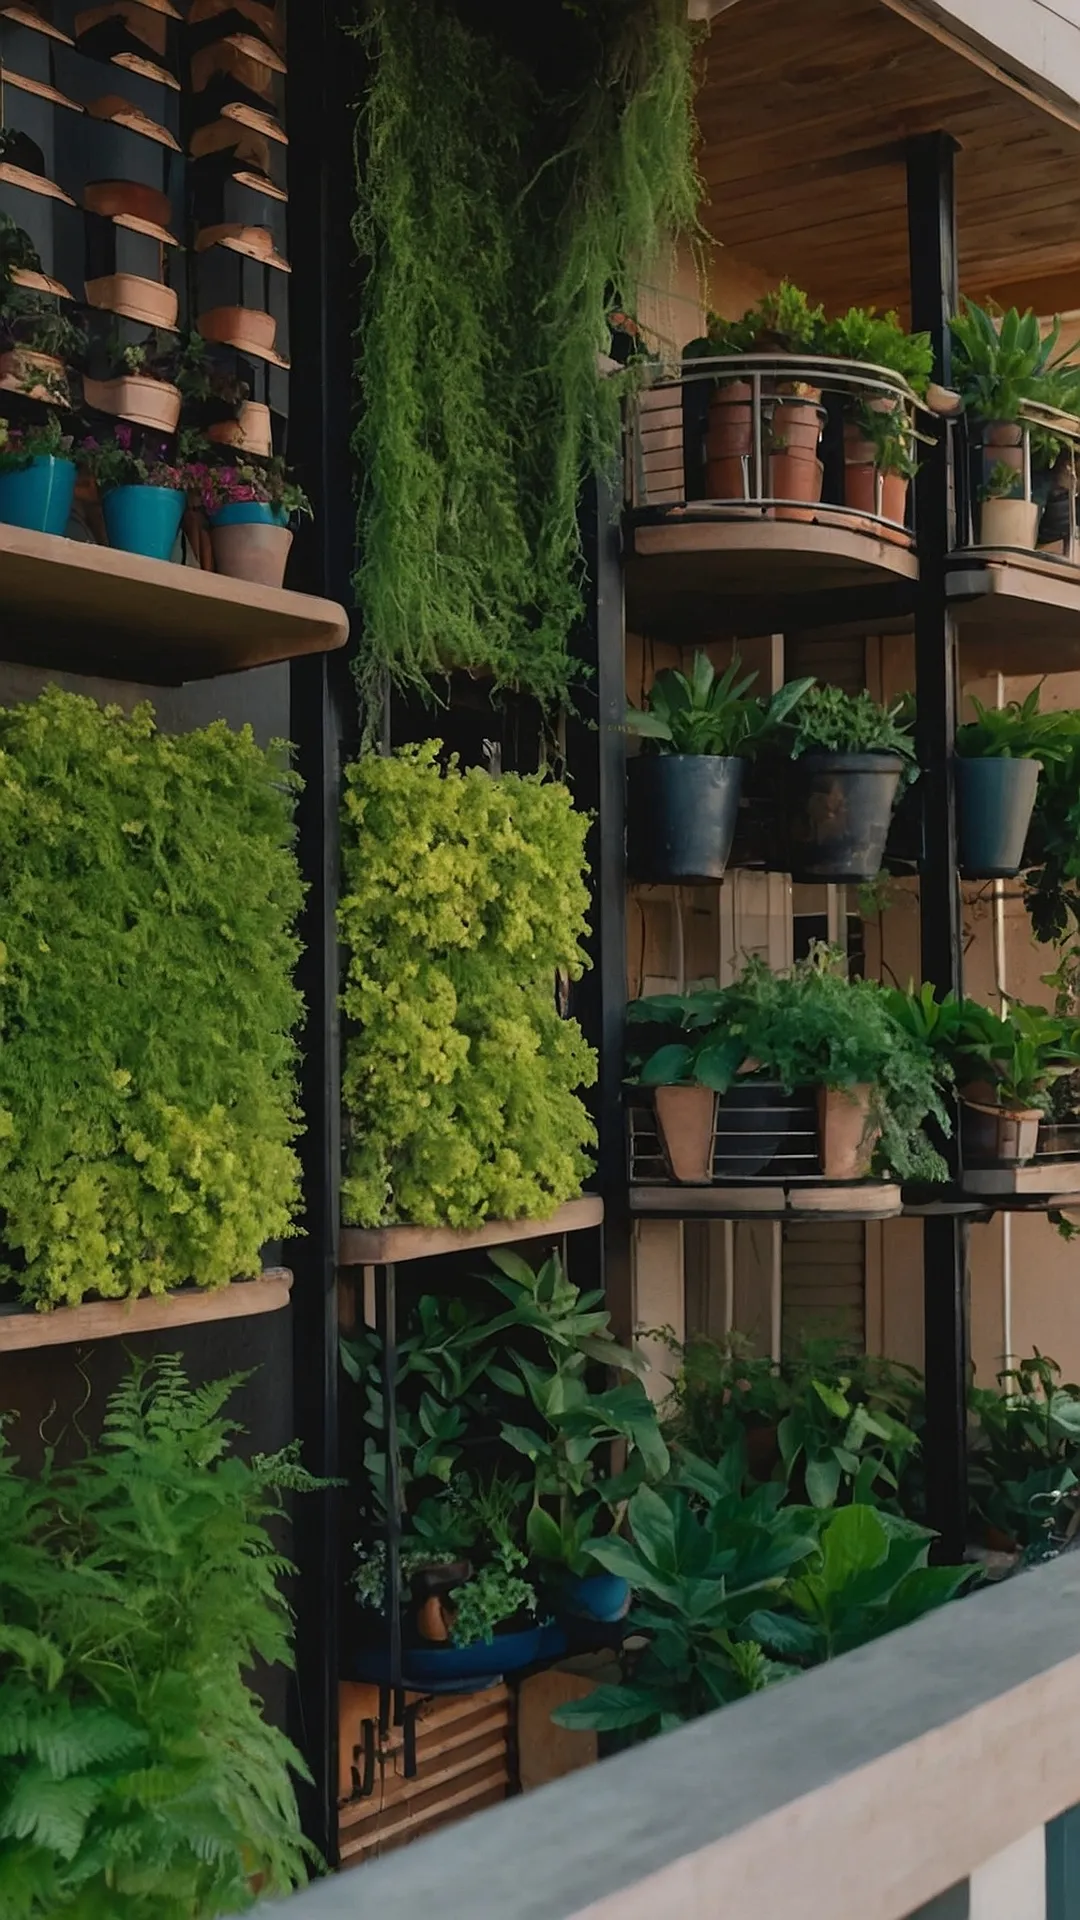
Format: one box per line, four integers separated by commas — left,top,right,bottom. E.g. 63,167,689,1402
0,1269,293,1352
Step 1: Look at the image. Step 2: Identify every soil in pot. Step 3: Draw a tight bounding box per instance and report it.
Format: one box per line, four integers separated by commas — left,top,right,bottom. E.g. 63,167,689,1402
816,1083,879,1180
957,755,1039,879
960,1100,1042,1167
654,1084,717,1184
626,754,744,884
785,753,904,883
978,496,1039,549
0,455,76,535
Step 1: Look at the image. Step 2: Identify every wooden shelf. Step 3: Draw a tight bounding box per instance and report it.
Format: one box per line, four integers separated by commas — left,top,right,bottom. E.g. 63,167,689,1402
960,1162,1080,1201
0,523,348,684
949,551,1080,677
629,1183,902,1220
0,1268,293,1353
624,514,918,643
338,1197,604,1268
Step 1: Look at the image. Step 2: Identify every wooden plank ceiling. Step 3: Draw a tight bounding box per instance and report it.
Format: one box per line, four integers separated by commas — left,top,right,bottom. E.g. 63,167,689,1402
697,0,1080,317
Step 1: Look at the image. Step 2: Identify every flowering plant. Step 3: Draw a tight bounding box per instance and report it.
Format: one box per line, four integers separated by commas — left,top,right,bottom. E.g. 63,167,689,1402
0,414,73,472
76,424,185,492
189,455,312,520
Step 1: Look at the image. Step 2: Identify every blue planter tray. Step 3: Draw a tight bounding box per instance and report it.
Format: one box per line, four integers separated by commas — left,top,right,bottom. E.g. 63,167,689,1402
348,1621,566,1693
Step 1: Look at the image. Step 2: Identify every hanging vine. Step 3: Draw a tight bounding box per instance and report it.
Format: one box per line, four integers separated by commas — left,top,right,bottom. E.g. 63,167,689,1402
350,0,702,713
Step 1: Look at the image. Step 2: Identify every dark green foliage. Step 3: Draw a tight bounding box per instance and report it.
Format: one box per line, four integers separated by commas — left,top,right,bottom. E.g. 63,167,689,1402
625,650,813,756
339,742,596,1227
949,299,1080,422
969,1350,1080,1555
784,684,917,763
0,689,304,1307
350,0,701,710
955,686,1080,762
0,1357,319,1916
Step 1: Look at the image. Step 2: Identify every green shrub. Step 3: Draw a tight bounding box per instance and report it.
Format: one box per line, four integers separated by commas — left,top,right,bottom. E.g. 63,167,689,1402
0,1356,318,1916
0,689,304,1308
339,743,596,1226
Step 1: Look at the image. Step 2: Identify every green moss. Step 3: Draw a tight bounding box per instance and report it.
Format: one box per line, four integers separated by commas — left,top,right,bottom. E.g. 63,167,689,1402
339,743,597,1227
0,689,304,1308
351,0,702,711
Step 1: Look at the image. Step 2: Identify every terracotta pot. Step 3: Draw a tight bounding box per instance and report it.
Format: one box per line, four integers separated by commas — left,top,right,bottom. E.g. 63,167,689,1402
0,347,69,404
85,273,178,329
816,1084,879,1180
194,223,289,272
85,179,175,235
978,497,1040,549
706,378,754,458
417,1596,452,1644
704,452,750,500
2,5,73,40
86,95,180,150
961,1099,1042,1167
981,419,1024,469
81,373,182,432
768,448,823,523
198,305,287,364
210,520,293,587
843,459,909,524
769,397,823,456
189,0,286,55
10,267,71,298
207,401,272,457
654,1084,717,1184
191,36,286,96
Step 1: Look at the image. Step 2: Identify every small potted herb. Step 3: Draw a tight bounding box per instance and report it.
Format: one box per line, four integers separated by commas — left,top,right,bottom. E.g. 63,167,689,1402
624,652,813,883
779,684,917,883
945,997,1080,1167
955,687,1080,880
0,412,75,534
77,424,188,562
192,456,312,588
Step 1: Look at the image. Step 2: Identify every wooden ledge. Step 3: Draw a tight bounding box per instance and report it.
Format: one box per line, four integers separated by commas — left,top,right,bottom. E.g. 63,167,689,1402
950,550,1080,675
338,1197,605,1268
630,1183,902,1220
625,515,918,642
0,1268,293,1353
961,1162,1080,1200
0,522,348,684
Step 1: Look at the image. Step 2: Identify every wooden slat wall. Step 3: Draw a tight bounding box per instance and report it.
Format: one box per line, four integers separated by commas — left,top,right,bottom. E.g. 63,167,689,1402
337,1686,513,1870
781,1221,867,1358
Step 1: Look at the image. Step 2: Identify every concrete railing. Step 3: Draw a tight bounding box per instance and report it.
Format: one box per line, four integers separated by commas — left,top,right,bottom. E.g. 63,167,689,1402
271,1553,1080,1920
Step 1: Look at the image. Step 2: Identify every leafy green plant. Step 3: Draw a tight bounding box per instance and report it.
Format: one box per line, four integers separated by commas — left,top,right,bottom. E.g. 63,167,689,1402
0,1356,319,1916
970,1351,1080,1555
628,948,953,1182
76,425,185,493
784,684,917,765
449,1543,536,1647
822,305,933,392
955,686,1080,762
949,999,1080,1112
192,458,312,521
752,1504,975,1664
0,415,72,471
694,279,825,356
776,1362,919,1510
625,651,813,756
0,212,41,287
0,285,86,361
0,689,304,1308
949,300,1080,424
339,743,596,1228
980,457,1023,502
350,0,701,711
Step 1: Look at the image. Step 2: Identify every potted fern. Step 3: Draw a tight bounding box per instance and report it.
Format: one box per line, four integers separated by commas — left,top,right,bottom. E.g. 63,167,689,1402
625,652,812,883
955,688,1080,880
779,684,917,883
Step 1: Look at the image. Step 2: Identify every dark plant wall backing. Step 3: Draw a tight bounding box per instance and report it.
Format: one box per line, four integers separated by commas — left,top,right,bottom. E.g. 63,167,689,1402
339,742,597,1227
0,689,305,1310
350,0,701,713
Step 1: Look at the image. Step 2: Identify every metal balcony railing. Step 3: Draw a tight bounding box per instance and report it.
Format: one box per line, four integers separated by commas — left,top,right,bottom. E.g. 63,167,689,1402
955,397,1080,560
268,1552,1080,1919
625,350,924,538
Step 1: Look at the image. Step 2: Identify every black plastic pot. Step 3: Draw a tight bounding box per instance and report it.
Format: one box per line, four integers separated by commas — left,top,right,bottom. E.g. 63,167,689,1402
785,753,904,883
713,1080,801,1177
956,755,1040,880
627,754,744,884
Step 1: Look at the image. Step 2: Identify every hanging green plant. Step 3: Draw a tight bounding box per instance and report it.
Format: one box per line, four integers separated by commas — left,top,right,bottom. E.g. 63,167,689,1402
339,742,597,1227
350,0,702,711
0,689,305,1309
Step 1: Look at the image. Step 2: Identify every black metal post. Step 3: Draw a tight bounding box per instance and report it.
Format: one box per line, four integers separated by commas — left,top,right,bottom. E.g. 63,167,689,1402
565,478,631,1336
285,0,360,1864
907,132,969,1561
374,1262,406,1737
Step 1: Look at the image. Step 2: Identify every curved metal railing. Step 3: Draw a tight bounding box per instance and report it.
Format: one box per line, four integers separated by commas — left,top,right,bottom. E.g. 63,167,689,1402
954,396,1080,560
625,350,926,538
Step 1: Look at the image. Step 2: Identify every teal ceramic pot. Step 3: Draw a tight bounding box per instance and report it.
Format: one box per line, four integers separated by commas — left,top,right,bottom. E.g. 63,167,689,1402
102,484,185,562
0,455,76,535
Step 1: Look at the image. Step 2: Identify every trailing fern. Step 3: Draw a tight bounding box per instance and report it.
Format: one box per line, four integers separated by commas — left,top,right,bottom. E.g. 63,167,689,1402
339,743,597,1226
0,1357,319,1915
0,689,305,1308
350,0,701,711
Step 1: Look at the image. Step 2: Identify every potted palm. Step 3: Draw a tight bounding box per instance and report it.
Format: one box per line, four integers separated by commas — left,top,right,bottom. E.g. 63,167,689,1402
776,684,917,883
955,688,1080,880
76,425,189,562
625,652,813,883
192,455,311,586
949,300,1080,549
0,412,75,532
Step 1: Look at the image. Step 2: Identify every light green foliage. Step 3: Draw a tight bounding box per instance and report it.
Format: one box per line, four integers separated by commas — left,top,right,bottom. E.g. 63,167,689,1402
822,306,934,392
625,650,813,757
350,0,702,710
0,1357,319,1916
955,685,1080,762
0,689,304,1308
969,1350,1080,1556
785,683,917,763
339,744,596,1226
949,299,1080,423
449,1545,536,1649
